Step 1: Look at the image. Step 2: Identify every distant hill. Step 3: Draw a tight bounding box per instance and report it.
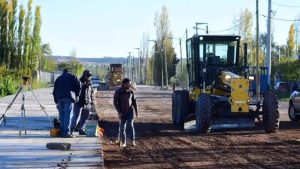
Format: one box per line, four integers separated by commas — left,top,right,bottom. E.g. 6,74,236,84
51,56,127,64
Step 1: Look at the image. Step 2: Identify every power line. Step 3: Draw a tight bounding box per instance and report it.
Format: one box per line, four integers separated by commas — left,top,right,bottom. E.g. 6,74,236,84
210,13,256,33
260,14,300,22
272,0,300,8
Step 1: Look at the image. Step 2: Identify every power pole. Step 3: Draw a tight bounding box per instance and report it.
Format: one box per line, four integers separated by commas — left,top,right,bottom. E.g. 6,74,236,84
164,44,168,88
160,45,164,88
256,0,260,101
128,52,132,80
179,38,183,72
266,0,272,85
134,48,141,84
132,55,135,82
186,29,188,40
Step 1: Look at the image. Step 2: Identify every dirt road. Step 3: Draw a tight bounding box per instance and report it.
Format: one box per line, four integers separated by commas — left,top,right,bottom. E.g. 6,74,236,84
96,86,300,169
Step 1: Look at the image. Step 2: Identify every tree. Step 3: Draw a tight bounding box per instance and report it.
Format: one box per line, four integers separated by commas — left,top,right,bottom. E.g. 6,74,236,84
233,8,258,66
23,0,32,71
287,23,295,57
30,6,41,73
153,5,177,86
17,4,25,68
57,59,84,77
8,0,17,69
0,0,9,67
41,43,56,72
139,33,149,83
235,8,253,42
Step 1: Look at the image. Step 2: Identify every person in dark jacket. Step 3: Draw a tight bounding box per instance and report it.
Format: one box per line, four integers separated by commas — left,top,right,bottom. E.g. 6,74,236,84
113,78,138,147
71,70,94,135
53,69,81,138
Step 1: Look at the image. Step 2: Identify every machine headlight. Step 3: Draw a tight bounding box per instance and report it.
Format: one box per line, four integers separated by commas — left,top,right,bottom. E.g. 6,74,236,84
248,76,255,80
225,75,231,80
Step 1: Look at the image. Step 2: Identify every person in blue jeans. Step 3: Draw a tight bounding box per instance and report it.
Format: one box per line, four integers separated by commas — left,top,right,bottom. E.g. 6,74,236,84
113,78,138,147
71,70,94,135
53,69,81,138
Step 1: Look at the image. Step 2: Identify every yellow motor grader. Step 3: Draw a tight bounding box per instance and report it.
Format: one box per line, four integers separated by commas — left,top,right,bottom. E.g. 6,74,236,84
172,35,279,133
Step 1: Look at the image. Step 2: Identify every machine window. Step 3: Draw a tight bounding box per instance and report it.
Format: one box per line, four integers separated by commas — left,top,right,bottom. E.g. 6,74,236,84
203,41,237,66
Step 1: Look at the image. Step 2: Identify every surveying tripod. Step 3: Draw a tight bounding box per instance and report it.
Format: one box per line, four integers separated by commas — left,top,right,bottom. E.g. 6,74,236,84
0,76,53,136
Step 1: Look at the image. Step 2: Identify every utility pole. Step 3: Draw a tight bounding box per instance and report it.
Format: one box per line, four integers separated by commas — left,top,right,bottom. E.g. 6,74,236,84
128,52,132,80
132,55,135,82
256,0,260,101
186,29,188,40
134,48,140,83
163,44,168,88
161,44,164,88
266,0,272,85
179,38,183,72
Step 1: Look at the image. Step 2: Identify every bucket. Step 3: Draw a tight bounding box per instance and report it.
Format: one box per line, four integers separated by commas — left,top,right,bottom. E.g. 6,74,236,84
50,128,60,137
85,120,99,137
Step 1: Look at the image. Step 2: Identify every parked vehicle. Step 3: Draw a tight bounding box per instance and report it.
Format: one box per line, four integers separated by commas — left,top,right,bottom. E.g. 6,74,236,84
288,87,300,121
91,77,101,89
274,82,290,93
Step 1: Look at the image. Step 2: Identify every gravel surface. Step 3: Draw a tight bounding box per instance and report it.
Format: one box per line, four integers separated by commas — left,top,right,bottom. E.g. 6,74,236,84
97,86,300,169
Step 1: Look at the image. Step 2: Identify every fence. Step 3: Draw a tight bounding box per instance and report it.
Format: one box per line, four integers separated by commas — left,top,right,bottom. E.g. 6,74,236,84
39,71,61,86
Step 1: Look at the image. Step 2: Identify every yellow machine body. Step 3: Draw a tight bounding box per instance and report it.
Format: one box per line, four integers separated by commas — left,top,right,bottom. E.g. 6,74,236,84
221,71,250,113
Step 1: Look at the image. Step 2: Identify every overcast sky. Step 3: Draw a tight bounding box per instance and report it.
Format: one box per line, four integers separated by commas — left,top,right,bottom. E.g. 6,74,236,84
20,0,300,58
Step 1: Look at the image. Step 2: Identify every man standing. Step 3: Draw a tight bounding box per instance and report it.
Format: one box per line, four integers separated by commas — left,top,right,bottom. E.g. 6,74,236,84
71,70,94,135
113,78,138,147
53,69,81,138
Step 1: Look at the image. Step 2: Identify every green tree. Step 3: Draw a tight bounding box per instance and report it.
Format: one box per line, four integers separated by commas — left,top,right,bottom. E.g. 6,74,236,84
153,5,178,86
41,43,56,72
30,6,41,73
17,4,25,68
287,23,295,57
0,0,9,66
23,0,32,71
273,57,300,82
8,0,17,69
57,59,84,77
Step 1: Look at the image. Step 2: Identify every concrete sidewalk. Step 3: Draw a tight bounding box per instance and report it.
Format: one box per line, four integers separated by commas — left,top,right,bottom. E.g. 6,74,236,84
0,88,104,169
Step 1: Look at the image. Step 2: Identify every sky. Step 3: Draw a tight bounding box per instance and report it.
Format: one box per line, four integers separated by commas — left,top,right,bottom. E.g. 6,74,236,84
19,0,300,58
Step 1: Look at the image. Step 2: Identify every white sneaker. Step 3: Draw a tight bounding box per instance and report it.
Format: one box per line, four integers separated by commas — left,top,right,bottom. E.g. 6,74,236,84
115,140,120,145
132,140,136,146
120,143,126,148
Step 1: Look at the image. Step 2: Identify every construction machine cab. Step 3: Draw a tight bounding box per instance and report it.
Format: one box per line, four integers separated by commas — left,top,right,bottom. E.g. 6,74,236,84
186,35,243,89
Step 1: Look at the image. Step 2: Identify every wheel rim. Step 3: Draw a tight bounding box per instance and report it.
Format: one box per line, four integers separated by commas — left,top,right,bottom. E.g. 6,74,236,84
289,105,296,119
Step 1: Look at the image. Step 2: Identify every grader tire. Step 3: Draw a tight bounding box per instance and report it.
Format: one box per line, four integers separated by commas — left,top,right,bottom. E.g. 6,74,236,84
263,91,280,133
195,94,213,133
172,91,179,124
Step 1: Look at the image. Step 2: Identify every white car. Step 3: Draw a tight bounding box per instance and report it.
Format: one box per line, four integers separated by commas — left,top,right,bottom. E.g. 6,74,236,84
288,90,300,121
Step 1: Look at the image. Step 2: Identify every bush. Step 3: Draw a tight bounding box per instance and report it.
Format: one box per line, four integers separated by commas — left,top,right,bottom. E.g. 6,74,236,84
31,80,48,89
0,76,18,97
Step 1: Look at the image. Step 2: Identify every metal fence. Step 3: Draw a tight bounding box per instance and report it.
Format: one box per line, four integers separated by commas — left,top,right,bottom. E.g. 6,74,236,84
39,71,61,86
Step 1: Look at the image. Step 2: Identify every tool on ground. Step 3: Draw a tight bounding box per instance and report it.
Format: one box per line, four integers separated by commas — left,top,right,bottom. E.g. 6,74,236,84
0,76,54,136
